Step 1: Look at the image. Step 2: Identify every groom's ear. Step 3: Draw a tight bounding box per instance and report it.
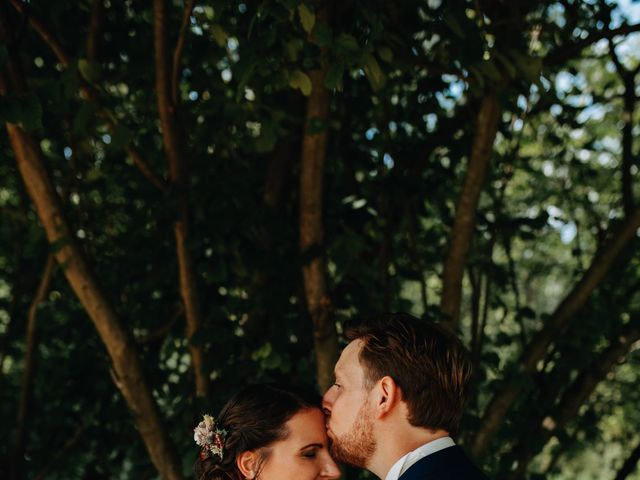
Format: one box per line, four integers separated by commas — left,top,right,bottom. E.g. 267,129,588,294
237,450,259,479
374,375,399,419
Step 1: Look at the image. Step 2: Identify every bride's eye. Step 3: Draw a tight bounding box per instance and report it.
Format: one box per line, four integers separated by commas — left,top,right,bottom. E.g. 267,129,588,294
302,449,317,459
333,383,341,389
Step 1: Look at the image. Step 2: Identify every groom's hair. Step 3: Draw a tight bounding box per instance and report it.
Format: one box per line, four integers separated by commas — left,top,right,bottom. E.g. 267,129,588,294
346,312,472,433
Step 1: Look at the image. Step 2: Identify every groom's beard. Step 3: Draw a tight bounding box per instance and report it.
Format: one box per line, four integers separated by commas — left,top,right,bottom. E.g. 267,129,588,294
330,402,376,468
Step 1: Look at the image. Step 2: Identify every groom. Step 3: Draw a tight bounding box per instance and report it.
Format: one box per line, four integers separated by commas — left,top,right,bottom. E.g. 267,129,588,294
322,313,488,480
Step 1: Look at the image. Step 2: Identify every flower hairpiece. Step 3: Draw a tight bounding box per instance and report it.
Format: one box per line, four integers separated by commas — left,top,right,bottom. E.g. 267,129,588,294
194,414,228,460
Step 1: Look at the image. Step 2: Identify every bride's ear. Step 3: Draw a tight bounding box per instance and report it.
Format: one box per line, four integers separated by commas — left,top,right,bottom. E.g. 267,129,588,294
236,450,259,479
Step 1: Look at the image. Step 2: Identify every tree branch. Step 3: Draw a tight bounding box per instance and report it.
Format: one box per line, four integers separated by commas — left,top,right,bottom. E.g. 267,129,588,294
471,205,640,459
546,22,640,66
9,254,55,480
7,0,168,193
614,438,640,480
299,4,337,393
609,42,636,216
153,0,208,399
440,91,501,329
0,9,184,478
86,0,105,62
508,319,640,477
171,0,195,107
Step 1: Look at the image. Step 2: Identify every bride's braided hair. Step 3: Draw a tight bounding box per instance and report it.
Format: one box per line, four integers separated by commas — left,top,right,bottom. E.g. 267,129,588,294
193,384,320,480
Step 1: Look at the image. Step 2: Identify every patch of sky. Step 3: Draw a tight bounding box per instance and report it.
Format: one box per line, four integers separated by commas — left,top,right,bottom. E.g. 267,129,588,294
566,93,593,109
548,3,566,28
365,128,379,140
383,153,395,169
600,135,621,154
577,149,591,162
517,95,528,111
423,113,437,132
513,118,524,132
189,91,199,101
550,104,562,116
576,103,607,123
228,37,239,51
63,147,73,159
388,121,398,133
102,134,111,144
560,222,577,244
221,69,232,82
435,91,456,110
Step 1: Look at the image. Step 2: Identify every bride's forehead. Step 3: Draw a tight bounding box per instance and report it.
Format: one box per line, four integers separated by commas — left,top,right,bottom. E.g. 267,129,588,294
285,409,326,437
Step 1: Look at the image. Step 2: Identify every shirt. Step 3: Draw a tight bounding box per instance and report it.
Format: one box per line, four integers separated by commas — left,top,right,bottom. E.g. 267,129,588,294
384,437,456,480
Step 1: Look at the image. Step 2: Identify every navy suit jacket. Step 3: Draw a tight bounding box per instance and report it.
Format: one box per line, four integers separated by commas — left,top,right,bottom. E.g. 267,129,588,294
398,446,489,480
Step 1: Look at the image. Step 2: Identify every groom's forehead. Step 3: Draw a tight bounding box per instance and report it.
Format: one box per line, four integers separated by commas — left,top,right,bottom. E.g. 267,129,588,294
336,340,364,376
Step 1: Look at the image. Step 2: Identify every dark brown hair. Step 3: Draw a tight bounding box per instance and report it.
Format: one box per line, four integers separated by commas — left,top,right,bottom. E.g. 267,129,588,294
194,384,320,480
346,312,472,433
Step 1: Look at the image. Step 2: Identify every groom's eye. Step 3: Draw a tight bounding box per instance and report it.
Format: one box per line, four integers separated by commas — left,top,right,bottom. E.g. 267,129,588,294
302,450,317,458
333,383,341,389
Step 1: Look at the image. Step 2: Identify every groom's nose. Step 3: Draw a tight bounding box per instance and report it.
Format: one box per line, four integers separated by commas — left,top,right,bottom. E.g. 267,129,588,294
322,389,335,415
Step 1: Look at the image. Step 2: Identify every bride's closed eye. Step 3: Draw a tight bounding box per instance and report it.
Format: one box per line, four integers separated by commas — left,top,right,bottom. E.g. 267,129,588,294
300,444,322,459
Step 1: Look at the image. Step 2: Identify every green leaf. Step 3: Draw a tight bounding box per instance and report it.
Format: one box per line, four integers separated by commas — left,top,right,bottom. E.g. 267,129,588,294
493,51,517,79
476,59,501,83
211,24,228,47
444,11,465,38
324,63,344,90
377,46,393,63
78,59,102,83
289,69,312,96
314,22,332,47
297,4,315,33
110,125,132,150
336,33,359,54
1,94,44,131
255,120,278,153
509,50,543,85
73,103,95,136
362,53,386,91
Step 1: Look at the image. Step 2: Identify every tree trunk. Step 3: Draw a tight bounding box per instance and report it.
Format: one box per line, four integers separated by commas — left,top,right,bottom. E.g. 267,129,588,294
153,0,208,399
471,205,640,459
440,91,501,329
9,254,55,480
508,320,640,478
1,14,184,476
299,4,337,394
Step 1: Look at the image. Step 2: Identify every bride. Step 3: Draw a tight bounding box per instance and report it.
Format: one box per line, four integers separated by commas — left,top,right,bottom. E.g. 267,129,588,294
193,384,340,480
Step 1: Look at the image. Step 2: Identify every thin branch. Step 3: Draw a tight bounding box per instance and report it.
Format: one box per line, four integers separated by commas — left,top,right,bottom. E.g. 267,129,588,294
472,205,640,459
441,91,501,329
154,0,208,399
546,22,640,66
171,0,195,107
86,0,106,62
7,0,169,193
9,254,55,480
32,424,88,480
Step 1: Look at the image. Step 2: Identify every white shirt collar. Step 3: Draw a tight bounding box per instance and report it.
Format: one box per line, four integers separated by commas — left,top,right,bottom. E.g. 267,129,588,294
384,437,456,480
